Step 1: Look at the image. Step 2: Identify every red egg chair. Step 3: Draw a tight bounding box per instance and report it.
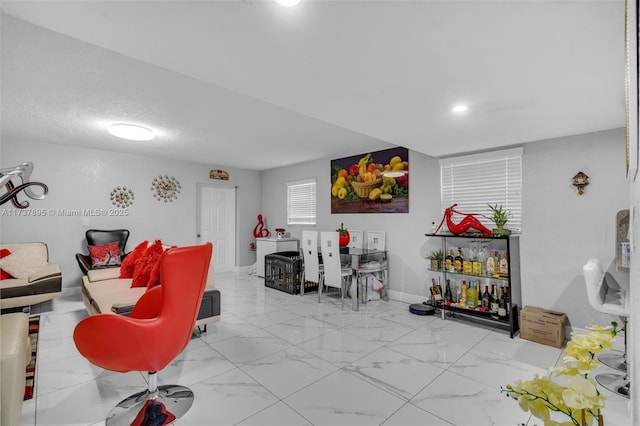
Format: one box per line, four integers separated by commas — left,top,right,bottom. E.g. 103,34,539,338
73,243,213,425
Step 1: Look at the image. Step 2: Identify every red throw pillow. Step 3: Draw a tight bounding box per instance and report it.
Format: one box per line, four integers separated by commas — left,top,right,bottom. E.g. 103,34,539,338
146,246,176,289
0,248,12,279
131,240,163,288
147,255,163,289
88,242,121,267
119,241,149,278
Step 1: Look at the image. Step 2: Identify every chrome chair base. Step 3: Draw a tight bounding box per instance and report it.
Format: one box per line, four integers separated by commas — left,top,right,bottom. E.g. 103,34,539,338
598,350,627,372
106,384,194,426
595,373,630,399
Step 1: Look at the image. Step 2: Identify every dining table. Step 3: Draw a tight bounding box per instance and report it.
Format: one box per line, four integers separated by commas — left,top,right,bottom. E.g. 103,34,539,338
343,247,388,311
305,247,388,311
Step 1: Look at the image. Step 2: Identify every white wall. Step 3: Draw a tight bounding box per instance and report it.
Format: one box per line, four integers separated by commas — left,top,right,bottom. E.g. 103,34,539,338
521,128,628,328
1,130,628,329
261,129,629,329
629,162,639,424
260,149,442,301
0,140,262,290
629,141,640,425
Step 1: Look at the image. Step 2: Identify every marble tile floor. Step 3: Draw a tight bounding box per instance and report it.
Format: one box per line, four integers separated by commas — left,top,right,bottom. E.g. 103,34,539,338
21,271,631,426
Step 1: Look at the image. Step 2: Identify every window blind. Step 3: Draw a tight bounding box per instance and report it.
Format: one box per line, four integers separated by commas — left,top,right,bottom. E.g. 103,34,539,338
287,178,317,225
440,147,523,232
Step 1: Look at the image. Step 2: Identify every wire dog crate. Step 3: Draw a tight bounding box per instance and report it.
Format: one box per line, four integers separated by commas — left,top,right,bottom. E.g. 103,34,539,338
264,251,304,294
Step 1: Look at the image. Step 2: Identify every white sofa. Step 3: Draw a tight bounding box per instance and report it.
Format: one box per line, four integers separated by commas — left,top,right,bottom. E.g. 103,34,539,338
0,312,31,426
81,266,221,329
0,243,62,309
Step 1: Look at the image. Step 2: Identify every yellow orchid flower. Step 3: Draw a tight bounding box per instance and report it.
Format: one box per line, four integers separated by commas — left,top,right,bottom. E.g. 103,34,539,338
502,322,617,426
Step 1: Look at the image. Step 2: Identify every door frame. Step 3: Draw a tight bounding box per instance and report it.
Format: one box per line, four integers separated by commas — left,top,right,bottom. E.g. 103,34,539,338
195,183,238,272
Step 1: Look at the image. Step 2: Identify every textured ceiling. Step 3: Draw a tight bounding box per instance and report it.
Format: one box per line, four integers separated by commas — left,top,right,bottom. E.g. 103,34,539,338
0,0,626,171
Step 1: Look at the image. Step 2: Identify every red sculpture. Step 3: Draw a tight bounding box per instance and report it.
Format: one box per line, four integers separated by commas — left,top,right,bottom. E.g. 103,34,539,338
253,214,270,238
434,204,492,237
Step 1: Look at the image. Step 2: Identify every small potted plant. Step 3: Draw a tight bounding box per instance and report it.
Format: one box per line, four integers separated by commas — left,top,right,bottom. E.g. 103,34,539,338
428,250,443,270
485,204,511,237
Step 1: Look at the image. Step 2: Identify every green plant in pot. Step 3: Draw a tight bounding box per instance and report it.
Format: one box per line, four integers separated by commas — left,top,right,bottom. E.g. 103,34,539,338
485,204,511,237
428,250,443,270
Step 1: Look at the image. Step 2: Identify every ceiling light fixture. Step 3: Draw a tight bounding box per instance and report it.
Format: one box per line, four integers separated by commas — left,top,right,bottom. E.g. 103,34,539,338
276,0,301,7
108,123,155,141
452,105,468,113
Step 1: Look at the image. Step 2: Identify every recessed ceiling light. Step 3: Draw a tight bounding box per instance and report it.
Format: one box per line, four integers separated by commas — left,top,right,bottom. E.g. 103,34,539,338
452,105,468,113
276,0,301,7
108,123,155,141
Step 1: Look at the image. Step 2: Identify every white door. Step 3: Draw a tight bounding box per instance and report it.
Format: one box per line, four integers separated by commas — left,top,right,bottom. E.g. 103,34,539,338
197,184,236,273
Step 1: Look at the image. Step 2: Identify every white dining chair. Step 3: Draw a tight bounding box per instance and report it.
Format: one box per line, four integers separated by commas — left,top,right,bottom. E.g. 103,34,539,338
301,230,322,295
366,231,386,251
319,232,352,309
348,230,365,250
359,230,388,300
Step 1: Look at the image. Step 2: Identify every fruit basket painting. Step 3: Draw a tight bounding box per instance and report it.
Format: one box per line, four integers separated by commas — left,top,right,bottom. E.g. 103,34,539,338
331,147,409,214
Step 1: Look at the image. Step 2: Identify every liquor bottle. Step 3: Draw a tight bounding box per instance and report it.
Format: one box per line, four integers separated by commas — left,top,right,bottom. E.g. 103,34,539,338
431,278,442,303
467,281,477,307
459,280,467,307
499,251,509,274
498,287,507,319
473,281,480,307
482,285,491,309
490,284,499,312
486,250,496,275
444,279,452,303
501,286,510,311
445,250,454,272
431,221,437,234
454,248,464,272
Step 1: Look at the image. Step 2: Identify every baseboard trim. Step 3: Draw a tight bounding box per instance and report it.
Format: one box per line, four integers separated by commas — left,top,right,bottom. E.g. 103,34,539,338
386,290,425,305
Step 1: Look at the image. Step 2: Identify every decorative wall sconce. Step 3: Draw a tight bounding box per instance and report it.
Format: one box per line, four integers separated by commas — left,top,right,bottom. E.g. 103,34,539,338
209,169,229,180
151,175,181,202
572,171,589,195
111,187,135,208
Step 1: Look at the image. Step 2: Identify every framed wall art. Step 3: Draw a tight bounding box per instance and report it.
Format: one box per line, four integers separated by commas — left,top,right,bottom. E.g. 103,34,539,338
331,147,409,214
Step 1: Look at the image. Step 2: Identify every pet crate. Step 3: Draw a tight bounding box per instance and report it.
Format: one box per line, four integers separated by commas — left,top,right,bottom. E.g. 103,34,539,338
264,251,306,294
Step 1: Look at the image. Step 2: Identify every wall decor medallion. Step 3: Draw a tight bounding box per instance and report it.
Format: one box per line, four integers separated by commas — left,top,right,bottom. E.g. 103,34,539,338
110,186,135,208
151,175,181,202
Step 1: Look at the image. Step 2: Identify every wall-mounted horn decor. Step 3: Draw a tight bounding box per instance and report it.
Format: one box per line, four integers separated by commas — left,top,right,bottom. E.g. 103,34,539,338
0,162,48,208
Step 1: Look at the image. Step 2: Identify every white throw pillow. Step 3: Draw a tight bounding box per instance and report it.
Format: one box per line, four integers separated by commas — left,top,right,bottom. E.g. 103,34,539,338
0,246,48,278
